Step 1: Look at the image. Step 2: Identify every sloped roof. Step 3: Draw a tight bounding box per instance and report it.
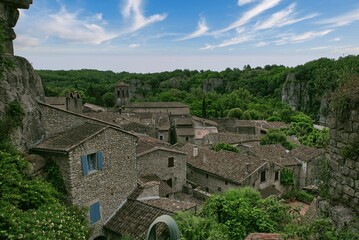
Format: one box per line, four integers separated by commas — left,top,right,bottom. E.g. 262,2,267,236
125,102,188,108
117,81,130,87
290,145,325,162
104,199,171,240
136,134,171,154
173,116,193,126
203,132,261,145
192,116,218,127
259,185,282,198
179,144,266,184
247,144,300,166
175,128,195,136
142,198,196,212
44,97,65,106
32,123,107,153
139,174,174,197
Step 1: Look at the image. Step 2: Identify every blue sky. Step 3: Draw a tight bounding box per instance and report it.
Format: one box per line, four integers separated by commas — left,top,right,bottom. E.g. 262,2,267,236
14,0,359,73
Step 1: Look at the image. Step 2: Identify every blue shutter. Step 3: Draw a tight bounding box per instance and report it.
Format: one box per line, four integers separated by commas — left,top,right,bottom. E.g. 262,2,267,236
89,202,101,224
97,151,103,170
81,155,88,176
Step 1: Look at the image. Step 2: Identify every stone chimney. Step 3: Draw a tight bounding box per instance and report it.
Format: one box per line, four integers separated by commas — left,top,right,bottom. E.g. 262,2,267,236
193,146,198,157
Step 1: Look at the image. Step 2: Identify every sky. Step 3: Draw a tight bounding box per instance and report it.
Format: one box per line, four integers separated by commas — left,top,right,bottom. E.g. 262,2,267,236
13,0,359,73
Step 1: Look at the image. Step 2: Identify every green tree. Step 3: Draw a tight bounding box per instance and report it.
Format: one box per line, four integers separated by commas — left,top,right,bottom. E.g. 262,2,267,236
260,129,295,150
212,143,239,153
227,108,243,119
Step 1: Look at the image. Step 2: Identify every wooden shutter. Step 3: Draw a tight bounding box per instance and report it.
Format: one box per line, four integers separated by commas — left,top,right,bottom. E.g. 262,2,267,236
97,151,103,170
81,155,88,176
89,202,101,224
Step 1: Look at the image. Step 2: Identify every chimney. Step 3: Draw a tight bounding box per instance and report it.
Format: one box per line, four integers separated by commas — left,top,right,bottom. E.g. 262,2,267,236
245,163,251,175
193,146,198,157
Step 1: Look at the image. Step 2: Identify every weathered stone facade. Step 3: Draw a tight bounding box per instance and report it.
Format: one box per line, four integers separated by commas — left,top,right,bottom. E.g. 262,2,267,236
137,148,186,193
328,108,359,209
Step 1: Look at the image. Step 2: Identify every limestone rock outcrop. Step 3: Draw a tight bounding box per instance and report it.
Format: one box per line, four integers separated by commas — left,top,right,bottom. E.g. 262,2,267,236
0,55,46,151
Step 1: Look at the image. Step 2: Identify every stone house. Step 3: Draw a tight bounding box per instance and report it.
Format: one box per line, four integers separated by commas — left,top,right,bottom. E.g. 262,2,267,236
192,116,218,145
105,181,196,239
291,145,325,187
172,115,195,144
45,92,83,114
246,144,303,188
124,102,190,115
136,135,187,193
201,132,261,149
179,144,284,195
34,102,139,239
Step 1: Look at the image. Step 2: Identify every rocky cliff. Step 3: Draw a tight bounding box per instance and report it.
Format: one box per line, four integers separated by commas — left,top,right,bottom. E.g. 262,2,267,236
0,55,45,151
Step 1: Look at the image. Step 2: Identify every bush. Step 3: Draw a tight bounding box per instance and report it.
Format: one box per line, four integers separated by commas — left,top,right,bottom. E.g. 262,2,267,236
212,143,239,153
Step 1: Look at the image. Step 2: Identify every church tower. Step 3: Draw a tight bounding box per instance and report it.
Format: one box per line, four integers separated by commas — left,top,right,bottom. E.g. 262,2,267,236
115,82,130,107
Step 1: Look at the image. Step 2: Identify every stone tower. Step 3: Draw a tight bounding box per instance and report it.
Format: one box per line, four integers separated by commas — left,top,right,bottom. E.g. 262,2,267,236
115,81,130,107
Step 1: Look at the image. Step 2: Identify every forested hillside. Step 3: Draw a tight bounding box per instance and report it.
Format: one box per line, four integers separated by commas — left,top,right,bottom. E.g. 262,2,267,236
38,55,359,121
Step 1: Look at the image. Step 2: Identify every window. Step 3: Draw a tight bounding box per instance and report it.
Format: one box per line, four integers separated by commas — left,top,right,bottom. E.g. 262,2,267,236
225,181,228,185
260,171,266,182
205,187,209,192
81,151,103,176
168,157,174,167
275,171,280,181
185,137,189,142
218,187,222,192
206,174,209,179
159,135,163,140
89,201,101,224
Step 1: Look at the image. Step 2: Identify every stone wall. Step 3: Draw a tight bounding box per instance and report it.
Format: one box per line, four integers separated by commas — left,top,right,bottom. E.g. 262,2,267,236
42,127,138,239
137,149,186,193
328,108,359,209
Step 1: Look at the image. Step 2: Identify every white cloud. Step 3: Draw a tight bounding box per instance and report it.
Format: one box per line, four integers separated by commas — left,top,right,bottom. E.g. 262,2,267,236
219,0,281,33
317,8,359,27
238,0,256,6
331,37,341,42
201,34,253,50
41,7,118,44
255,41,269,47
129,43,140,48
177,18,209,41
254,3,318,30
275,29,333,45
122,0,167,32
14,35,41,49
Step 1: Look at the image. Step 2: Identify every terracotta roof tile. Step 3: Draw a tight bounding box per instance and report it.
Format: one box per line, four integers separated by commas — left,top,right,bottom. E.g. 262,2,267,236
32,123,106,152
175,128,195,136
179,144,266,183
104,199,170,240
290,145,325,162
142,198,196,213
248,144,300,166
203,132,261,145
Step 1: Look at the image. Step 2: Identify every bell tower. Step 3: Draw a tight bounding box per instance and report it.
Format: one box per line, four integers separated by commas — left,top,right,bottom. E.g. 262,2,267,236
115,82,130,107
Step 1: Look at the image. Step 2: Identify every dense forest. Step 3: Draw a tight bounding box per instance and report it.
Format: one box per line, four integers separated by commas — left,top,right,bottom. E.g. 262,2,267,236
38,55,359,121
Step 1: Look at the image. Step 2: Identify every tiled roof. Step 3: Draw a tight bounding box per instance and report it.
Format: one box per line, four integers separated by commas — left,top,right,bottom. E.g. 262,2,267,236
142,198,196,212
179,144,266,184
259,185,282,198
192,116,218,127
175,128,195,136
236,120,257,126
44,97,65,106
173,116,193,126
203,132,261,145
32,123,106,152
104,199,171,240
139,174,174,197
245,233,284,240
125,102,188,108
290,145,325,162
257,121,288,130
136,134,171,154
247,144,300,166
83,103,106,112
